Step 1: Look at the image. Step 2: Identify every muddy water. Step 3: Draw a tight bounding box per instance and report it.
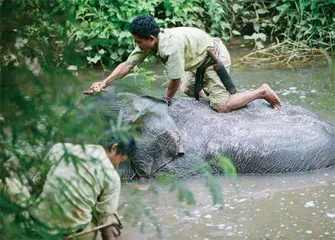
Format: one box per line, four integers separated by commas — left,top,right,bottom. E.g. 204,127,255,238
80,57,334,239
231,66,335,123
119,167,334,239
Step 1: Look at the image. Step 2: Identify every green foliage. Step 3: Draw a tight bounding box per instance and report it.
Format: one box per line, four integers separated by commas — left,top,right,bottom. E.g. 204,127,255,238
226,0,335,50
218,155,237,176
272,0,334,47
0,1,113,238
67,0,229,67
204,173,224,207
218,155,239,194
65,0,334,67
169,182,196,205
67,0,158,66
156,155,238,209
156,0,229,38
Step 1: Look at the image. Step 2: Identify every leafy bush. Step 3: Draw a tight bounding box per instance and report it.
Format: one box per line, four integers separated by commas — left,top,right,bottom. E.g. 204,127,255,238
229,0,335,50
67,0,228,67
67,0,157,66
0,1,106,238
66,0,334,67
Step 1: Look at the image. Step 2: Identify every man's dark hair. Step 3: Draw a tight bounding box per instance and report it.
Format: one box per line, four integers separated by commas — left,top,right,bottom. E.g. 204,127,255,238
128,14,160,39
99,131,136,158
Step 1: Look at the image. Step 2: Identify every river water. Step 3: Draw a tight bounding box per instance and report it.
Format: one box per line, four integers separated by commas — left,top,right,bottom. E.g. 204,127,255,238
119,168,334,240
81,55,335,239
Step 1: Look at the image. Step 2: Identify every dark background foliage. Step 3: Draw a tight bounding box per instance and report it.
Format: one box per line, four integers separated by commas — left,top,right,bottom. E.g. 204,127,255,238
65,0,335,67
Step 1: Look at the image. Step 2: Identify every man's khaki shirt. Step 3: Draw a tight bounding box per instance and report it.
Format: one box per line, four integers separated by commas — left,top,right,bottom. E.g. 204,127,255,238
127,27,215,79
31,143,121,232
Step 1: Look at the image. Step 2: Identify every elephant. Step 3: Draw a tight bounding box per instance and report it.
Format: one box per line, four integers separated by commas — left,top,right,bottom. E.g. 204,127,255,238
89,89,335,179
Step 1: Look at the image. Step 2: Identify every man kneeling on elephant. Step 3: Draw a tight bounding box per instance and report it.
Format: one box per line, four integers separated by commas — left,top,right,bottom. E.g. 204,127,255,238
86,14,281,112
4,133,136,240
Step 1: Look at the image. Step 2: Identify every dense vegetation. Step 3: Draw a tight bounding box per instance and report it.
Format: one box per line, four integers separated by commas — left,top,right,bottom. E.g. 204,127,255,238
2,0,334,68
0,1,105,239
0,0,333,239
65,0,335,67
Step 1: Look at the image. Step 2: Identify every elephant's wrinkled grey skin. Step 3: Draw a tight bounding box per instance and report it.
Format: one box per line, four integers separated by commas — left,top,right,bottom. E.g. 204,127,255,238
93,90,335,178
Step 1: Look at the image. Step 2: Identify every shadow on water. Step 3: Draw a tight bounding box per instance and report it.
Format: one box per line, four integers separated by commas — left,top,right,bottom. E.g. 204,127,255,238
78,54,335,239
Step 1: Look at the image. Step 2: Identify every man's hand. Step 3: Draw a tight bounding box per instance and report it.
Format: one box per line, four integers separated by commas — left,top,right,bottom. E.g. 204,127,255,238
164,78,180,106
163,96,172,106
101,226,121,240
83,81,107,95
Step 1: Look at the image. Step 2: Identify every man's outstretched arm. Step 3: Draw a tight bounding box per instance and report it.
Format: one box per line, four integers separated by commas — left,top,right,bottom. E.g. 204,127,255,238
164,78,180,104
85,61,136,94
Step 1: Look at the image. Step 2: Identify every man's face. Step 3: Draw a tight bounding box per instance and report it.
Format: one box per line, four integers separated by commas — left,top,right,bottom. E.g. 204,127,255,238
133,34,156,52
105,144,129,169
111,153,128,162
109,152,128,169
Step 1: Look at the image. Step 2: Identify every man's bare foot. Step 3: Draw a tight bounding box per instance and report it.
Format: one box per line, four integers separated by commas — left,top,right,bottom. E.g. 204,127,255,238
260,84,282,110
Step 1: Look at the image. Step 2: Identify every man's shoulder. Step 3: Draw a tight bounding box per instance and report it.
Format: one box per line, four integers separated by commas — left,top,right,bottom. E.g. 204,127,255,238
47,143,107,164
48,143,103,154
160,27,210,46
45,143,115,181
166,27,208,36
158,28,190,54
